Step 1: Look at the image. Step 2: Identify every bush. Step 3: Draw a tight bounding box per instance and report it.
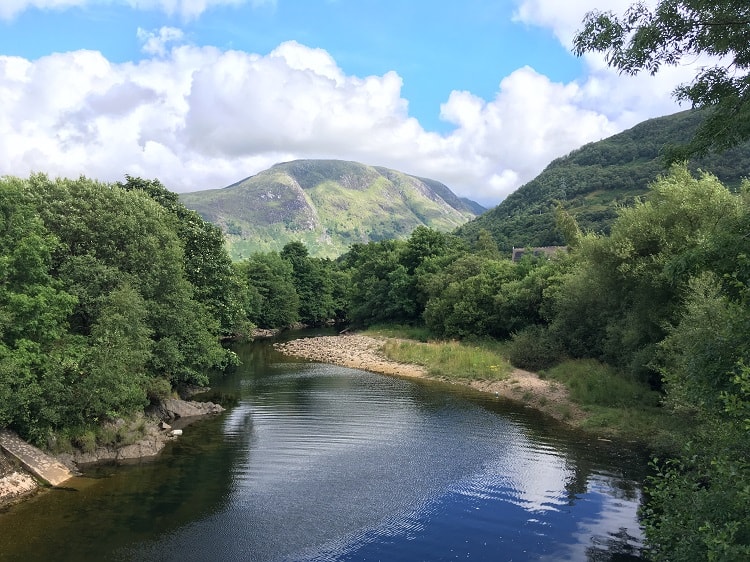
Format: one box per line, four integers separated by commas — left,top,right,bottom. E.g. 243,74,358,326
507,325,565,371
73,430,97,454
145,377,173,404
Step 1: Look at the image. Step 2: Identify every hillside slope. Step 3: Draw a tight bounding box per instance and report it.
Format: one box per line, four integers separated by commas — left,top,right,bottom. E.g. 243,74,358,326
181,159,483,259
457,109,750,253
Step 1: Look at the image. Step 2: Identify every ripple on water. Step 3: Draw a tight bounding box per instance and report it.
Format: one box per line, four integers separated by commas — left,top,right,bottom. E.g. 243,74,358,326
200,362,644,561
0,350,646,562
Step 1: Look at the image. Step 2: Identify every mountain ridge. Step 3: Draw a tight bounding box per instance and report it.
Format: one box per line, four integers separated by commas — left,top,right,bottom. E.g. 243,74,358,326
180,159,485,259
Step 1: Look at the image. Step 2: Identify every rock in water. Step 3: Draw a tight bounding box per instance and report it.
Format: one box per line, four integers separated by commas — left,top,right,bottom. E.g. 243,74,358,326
158,398,225,421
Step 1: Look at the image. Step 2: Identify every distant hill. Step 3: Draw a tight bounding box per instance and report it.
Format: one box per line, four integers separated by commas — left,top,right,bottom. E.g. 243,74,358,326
180,159,485,259
456,109,750,253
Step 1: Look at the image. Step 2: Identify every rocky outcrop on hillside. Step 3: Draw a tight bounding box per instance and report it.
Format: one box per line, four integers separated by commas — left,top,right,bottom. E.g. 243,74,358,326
180,159,484,259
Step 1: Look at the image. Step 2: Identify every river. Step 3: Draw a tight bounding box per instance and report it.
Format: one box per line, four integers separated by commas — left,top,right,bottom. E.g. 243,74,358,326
0,335,648,561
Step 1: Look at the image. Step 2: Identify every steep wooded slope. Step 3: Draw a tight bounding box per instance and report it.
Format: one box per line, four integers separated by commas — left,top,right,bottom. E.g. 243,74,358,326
457,109,750,253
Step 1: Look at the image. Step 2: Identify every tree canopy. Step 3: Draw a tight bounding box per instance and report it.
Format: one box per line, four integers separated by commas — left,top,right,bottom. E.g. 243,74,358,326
574,1,750,158
0,174,242,445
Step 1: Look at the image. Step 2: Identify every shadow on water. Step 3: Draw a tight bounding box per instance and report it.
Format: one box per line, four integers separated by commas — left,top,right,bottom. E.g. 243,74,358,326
0,413,240,561
0,331,649,562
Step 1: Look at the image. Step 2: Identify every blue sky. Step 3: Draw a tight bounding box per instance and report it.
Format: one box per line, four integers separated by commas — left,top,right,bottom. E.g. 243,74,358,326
0,0,689,205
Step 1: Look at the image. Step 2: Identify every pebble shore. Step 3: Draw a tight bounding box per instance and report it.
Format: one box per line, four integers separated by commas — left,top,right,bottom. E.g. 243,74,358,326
274,335,428,378
274,334,584,424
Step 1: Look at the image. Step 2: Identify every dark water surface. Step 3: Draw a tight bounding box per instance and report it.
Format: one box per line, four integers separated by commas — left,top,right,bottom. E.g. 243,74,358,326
0,336,647,561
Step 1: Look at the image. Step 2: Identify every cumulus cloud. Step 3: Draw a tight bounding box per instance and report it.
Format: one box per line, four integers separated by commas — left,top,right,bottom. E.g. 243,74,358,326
0,1,715,207
0,37,628,204
513,0,646,47
513,0,711,124
435,67,619,200
0,33,685,206
2,0,711,207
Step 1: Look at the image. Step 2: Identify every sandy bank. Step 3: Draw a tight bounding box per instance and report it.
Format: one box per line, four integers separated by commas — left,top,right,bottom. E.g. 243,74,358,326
274,335,585,424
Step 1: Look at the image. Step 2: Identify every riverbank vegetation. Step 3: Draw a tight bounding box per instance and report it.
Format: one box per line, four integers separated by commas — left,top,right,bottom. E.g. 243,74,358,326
381,338,512,382
369,326,685,449
2,163,748,557
239,163,750,559
0,174,245,449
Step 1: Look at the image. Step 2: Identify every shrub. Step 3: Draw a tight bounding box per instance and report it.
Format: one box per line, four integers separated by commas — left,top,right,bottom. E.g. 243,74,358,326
145,377,173,404
507,325,565,371
73,430,97,453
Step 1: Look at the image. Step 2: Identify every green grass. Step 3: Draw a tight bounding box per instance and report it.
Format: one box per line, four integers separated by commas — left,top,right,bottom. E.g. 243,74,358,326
362,323,432,342
380,338,512,381
541,359,660,408
541,358,692,449
579,406,692,453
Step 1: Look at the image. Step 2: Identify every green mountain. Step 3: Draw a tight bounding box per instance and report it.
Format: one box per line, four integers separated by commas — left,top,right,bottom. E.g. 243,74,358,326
180,159,484,259
456,109,750,253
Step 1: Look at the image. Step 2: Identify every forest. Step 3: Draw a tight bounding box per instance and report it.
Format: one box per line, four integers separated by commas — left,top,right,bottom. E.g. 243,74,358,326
2,162,749,558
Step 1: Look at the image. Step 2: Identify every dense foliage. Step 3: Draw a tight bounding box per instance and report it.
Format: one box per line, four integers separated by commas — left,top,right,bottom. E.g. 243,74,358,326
0,174,242,445
574,1,750,159
571,7,750,554
3,160,749,558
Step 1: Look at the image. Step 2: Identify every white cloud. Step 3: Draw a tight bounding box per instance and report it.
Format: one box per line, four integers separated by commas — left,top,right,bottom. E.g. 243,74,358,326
429,67,620,202
137,26,185,56
0,1,716,208
512,0,706,124
0,0,86,20
124,0,253,20
512,0,646,48
0,35,687,207
0,0,273,20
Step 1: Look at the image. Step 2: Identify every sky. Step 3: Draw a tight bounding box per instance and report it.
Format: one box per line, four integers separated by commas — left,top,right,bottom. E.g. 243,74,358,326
0,0,699,206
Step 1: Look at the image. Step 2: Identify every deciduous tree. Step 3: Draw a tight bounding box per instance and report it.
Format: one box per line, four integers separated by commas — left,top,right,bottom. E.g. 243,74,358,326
574,1,750,158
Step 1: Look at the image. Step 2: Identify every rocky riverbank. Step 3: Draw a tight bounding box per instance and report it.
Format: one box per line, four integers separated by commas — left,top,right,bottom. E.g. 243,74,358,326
0,452,36,509
274,334,585,424
0,398,224,509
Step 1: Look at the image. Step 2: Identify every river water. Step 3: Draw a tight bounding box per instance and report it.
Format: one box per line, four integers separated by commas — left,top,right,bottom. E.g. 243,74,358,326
0,336,647,561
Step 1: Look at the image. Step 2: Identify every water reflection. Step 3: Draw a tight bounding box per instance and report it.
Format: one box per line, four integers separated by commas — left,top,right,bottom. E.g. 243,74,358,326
0,337,646,562
0,415,239,561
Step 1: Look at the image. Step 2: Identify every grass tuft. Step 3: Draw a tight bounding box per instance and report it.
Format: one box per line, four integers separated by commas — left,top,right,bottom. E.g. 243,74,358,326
381,338,512,381
362,324,432,342
542,358,660,408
